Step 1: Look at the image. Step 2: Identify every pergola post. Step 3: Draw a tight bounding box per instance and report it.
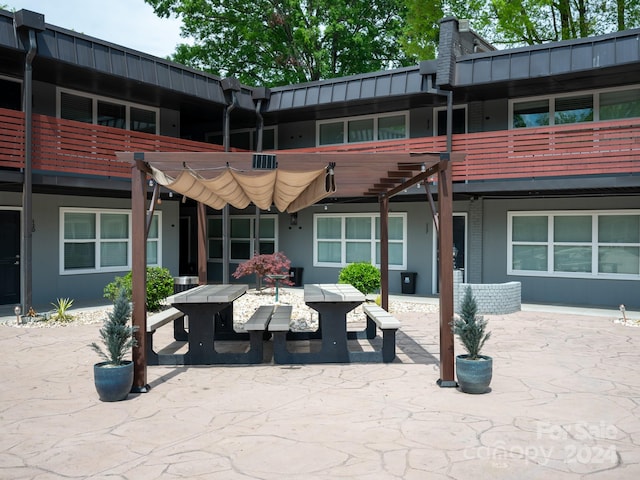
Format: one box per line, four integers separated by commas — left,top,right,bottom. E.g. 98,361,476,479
197,202,207,284
437,153,456,386
131,156,149,392
379,194,389,311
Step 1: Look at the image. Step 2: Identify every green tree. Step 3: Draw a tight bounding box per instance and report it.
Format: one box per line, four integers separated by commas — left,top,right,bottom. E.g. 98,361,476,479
144,0,413,86
403,0,640,58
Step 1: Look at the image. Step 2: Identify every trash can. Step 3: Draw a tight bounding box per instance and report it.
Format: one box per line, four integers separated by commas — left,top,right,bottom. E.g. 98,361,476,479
289,267,304,287
173,276,199,293
172,276,199,340
401,272,417,294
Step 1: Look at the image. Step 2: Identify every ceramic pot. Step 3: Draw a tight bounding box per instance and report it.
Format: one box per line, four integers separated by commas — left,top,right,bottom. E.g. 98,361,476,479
93,361,134,402
456,354,492,394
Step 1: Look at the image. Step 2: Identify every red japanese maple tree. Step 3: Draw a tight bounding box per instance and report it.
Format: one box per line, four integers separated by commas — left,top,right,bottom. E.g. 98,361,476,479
232,252,294,290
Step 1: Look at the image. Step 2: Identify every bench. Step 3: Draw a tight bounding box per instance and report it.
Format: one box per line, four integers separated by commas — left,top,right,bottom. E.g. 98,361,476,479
268,305,294,364
146,307,185,365
362,304,401,363
240,305,275,363
147,305,277,365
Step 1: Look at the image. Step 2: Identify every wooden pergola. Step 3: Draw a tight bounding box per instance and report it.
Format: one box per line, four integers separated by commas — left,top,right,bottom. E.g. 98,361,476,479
118,150,460,391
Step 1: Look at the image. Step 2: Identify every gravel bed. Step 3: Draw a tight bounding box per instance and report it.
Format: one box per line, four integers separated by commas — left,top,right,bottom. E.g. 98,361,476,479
7,288,438,330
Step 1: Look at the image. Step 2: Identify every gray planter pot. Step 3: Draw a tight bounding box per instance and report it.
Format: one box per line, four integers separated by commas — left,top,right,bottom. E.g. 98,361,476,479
93,361,134,402
456,354,492,394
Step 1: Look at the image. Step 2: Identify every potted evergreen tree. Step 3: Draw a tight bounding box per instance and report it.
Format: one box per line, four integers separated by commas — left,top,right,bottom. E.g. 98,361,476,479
451,286,492,394
90,288,138,402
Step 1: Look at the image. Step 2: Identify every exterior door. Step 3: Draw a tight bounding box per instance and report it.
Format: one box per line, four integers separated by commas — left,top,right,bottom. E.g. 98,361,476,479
0,210,20,305
432,213,467,293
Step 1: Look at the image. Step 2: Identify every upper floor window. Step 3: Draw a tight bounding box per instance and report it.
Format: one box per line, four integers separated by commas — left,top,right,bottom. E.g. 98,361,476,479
57,89,159,134
510,86,640,128
313,213,407,269
60,208,161,275
317,112,408,146
434,106,467,136
508,210,640,279
206,127,277,150
0,76,22,111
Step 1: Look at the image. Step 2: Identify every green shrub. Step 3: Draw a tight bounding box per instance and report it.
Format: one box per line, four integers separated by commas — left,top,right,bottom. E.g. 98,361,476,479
51,297,74,322
103,267,174,311
338,262,381,295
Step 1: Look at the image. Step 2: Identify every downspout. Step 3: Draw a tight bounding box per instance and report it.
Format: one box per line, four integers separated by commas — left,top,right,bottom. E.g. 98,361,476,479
222,87,239,284
424,74,453,231
251,86,271,287
254,98,263,268
21,28,37,315
426,74,453,153
255,98,264,153
223,90,238,152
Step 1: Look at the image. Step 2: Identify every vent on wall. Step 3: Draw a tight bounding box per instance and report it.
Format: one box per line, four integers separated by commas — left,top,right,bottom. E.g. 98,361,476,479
252,153,277,169
458,19,470,32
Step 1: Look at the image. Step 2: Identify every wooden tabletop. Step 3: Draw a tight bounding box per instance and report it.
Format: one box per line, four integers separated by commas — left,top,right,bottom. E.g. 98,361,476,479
167,284,248,304
304,284,365,303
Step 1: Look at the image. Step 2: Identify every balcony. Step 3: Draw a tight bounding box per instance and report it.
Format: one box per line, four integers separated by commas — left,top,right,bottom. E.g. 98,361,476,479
0,108,225,179
2,107,640,184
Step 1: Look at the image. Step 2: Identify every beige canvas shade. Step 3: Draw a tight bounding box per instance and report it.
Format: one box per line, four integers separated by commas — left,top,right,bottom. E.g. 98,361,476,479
150,164,336,213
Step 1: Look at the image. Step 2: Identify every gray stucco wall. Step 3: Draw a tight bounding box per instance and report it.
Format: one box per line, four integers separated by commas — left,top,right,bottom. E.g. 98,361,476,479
1,192,180,308
277,119,316,149
277,200,437,295
482,196,640,309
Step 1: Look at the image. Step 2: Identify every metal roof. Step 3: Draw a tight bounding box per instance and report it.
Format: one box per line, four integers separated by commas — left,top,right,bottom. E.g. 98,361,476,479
455,27,640,87
0,8,255,109
4,8,640,115
265,66,428,113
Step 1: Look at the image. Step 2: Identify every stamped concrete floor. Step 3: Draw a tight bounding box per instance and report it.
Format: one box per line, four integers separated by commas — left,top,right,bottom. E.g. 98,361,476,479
1,304,639,479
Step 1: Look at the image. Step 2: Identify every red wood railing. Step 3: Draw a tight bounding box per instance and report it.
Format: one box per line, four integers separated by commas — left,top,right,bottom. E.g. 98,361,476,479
0,108,25,169
0,108,225,178
288,118,640,181
2,107,640,182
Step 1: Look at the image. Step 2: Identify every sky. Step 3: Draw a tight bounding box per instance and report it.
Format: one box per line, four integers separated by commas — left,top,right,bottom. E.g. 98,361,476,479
4,0,186,58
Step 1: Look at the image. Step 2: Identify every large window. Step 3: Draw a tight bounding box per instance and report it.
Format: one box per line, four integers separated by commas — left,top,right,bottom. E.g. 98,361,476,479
314,213,406,269
317,112,408,146
58,89,158,134
510,86,640,128
508,211,640,279
207,215,278,261
60,209,161,274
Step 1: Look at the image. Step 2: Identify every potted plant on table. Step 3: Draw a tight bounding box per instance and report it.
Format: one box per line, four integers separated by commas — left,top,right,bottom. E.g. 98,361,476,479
90,288,138,402
451,286,493,394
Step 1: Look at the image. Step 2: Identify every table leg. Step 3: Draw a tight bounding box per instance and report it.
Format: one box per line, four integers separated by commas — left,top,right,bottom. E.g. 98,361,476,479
287,301,361,363
172,303,229,365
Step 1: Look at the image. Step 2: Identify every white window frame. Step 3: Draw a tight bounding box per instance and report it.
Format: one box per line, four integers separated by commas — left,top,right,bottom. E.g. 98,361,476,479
207,214,279,262
313,212,407,269
56,87,160,134
204,126,278,150
508,85,640,129
60,208,162,275
316,111,409,147
433,105,468,136
507,210,640,280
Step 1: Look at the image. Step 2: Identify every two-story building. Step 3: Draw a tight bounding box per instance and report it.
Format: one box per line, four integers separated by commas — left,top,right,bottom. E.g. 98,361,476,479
1,9,639,310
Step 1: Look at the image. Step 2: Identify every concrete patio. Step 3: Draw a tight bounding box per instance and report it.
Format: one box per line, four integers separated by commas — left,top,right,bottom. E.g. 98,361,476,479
0,299,639,479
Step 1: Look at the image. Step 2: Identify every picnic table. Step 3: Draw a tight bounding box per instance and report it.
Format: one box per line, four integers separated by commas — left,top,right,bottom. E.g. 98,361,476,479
270,283,365,363
166,284,252,364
